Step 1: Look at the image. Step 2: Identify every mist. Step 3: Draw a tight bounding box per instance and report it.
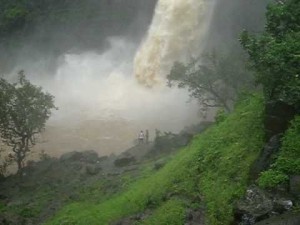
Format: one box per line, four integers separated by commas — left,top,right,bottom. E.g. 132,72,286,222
2,0,271,158
9,36,200,157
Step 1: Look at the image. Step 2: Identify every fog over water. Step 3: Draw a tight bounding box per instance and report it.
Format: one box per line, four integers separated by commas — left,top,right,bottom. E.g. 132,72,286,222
13,37,201,157
5,0,270,157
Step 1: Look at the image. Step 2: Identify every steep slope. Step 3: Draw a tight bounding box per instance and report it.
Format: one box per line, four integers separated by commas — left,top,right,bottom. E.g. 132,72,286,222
45,94,264,225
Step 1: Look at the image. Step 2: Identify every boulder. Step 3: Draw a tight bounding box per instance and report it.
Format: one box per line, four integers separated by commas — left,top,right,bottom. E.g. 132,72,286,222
81,150,99,163
235,186,295,225
114,156,136,167
85,164,102,175
236,186,273,224
238,186,273,216
273,199,293,214
60,150,99,163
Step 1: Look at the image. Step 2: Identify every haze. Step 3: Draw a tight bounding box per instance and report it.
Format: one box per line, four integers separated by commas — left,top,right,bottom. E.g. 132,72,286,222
2,0,271,157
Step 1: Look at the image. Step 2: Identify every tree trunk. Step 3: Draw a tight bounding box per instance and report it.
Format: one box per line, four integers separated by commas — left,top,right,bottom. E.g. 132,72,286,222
17,157,23,174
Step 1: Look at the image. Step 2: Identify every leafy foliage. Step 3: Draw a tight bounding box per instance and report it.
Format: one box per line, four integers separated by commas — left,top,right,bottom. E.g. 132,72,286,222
0,71,56,171
195,94,264,224
258,116,300,188
139,199,185,225
258,170,288,189
240,0,300,110
167,52,254,112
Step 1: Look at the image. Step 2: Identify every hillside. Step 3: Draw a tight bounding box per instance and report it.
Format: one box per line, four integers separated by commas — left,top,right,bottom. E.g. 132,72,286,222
1,95,300,225
43,94,265,225
0,0,299,225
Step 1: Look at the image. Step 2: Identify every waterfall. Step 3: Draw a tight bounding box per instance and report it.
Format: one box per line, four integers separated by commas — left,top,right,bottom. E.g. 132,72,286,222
134,0,215,87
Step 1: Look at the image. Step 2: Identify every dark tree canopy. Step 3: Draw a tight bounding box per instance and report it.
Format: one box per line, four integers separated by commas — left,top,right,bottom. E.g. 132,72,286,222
240,0,300,111
0,71,56,171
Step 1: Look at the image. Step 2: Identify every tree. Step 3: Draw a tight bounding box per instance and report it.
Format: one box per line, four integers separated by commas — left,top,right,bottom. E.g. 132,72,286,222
0,71,56,172
240,0,300,111
167,52,254,112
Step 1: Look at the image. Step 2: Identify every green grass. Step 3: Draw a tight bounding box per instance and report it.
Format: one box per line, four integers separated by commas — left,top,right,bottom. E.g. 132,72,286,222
46,94,265,225
258,116,300,188
195,94,264,224
139,199,186,225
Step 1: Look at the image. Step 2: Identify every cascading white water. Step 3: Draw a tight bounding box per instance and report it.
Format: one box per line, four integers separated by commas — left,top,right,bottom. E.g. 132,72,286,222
134,0,215,87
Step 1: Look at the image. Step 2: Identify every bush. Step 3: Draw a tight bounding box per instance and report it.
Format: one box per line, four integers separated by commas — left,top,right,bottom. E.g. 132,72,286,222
258,116,300,188
258,170,289,188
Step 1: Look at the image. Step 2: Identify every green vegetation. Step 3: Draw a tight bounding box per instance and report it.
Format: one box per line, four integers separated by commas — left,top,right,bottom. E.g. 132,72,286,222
0,188,51,219
258,116,300,188
195,94,264,224
240,0,300,111
0,0,299,224
0,71,56,172
46,94,264,225
140,199,186,225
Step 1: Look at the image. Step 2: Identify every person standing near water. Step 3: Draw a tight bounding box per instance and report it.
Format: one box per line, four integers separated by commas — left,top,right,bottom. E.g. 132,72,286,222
145,130,149,144
138,131,145,144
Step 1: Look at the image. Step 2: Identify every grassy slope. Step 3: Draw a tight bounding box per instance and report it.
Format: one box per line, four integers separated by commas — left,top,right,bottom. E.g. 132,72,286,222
46,94,265,225
258,116,300,188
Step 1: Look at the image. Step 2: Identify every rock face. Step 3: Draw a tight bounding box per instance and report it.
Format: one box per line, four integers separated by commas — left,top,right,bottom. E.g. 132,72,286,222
249,135,281,180
254,212,300,225
264,101,296,140
85,164,102,175
236,186,273,224
235,186,294,225
60,150,99,163
114,156,136,167
289,175,300,197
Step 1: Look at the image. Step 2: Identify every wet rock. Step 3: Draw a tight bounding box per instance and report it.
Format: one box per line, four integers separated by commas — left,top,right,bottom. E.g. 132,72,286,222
114,156,136,167
0,194,7,200
98,155,109,162
250,135,281,180
60,150,99,163
235,185,295,225
85,164,102,175
264,101,296,140
236,186,273,223
289,175,300,196
60,151,84,161
81,150,100,163
273,199,293,214
254,212,300,225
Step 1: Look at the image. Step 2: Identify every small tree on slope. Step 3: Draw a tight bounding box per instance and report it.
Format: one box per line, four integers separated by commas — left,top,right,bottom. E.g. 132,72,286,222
0,71,56,172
